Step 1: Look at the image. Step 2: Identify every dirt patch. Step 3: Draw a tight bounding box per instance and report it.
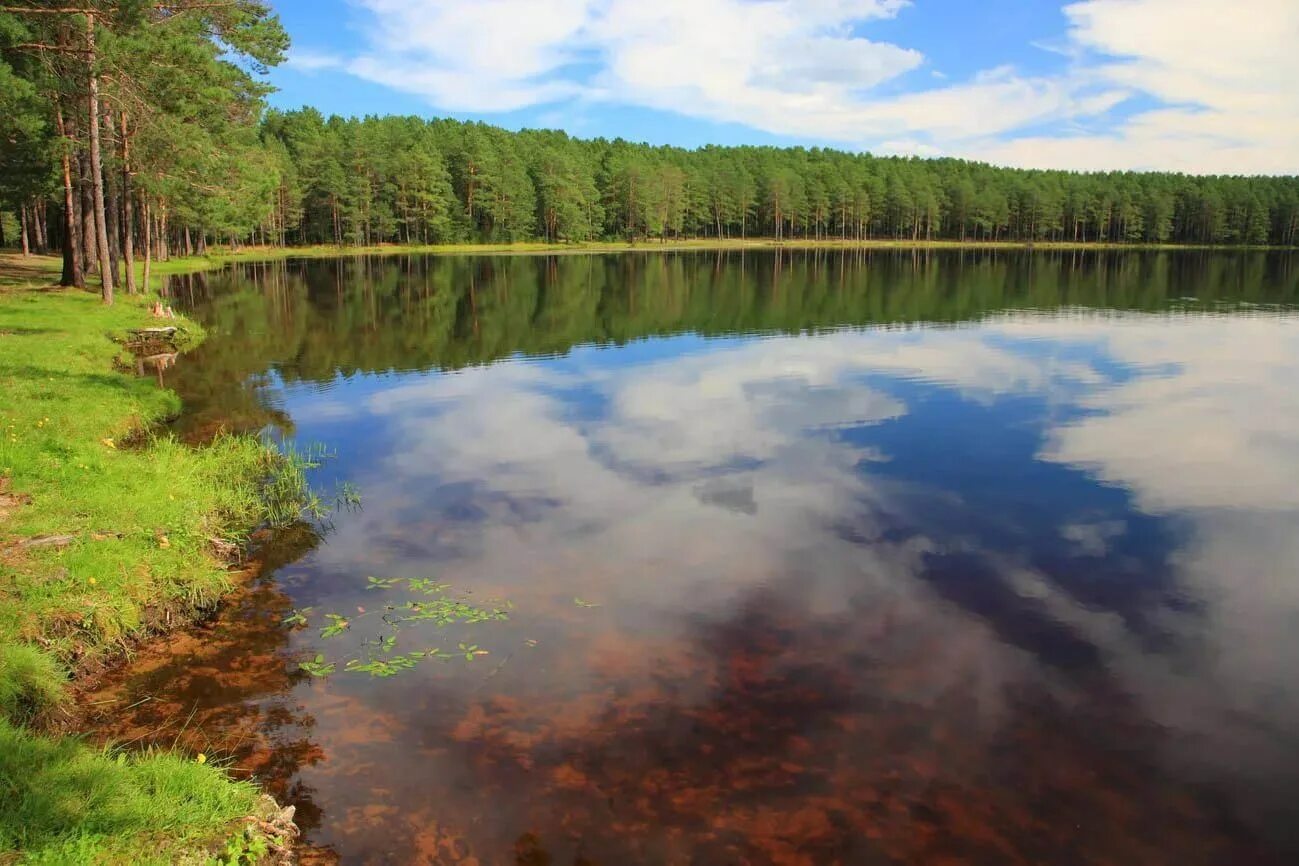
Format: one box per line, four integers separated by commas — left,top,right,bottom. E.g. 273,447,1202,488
0,477,32,523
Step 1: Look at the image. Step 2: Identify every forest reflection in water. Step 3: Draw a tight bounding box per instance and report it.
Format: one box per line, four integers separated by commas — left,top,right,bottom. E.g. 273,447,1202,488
92,250,1299,865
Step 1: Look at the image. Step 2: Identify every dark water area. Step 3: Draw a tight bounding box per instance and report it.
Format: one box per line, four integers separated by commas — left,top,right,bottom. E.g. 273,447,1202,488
87,250,1299,865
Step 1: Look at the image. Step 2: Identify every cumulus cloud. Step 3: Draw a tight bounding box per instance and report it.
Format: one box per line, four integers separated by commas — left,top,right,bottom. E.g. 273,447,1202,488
295,0,1299,172
963,0,1299,173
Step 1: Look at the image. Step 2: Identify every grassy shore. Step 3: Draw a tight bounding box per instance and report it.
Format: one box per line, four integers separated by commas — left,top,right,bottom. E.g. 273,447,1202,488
0,253,282,864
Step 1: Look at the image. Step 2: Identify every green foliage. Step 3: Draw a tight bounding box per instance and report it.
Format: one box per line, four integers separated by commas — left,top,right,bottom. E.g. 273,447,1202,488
298,654,334,678
260,440,330,528
318,613,349,639
252,110,1299,249
335,479,362,510
0,643,65,725
0,718,260,864
210,826,271,866
288,577,508,680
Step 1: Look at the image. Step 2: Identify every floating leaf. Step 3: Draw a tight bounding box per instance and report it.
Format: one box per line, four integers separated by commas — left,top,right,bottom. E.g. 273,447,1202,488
319,613,350,638
299,654,336,677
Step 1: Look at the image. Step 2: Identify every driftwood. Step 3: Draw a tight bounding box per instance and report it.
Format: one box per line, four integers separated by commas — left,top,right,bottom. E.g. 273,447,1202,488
126,325,178,339
15,531,122,549
19,534,77,549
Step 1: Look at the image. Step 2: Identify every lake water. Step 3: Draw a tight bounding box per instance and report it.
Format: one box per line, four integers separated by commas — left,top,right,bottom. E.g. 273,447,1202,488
87,251,1299,865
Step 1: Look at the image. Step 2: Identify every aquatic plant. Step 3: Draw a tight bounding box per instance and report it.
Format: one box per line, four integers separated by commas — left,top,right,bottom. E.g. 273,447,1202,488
260,441,330,528
284,577,508,679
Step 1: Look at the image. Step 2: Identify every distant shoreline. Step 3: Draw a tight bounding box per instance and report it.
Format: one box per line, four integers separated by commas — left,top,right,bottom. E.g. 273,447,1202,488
149,238,1298,276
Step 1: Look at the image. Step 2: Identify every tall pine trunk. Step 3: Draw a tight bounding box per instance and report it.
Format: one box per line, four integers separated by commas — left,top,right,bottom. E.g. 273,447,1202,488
104,142,123,286
79,149,97,273
33,200,48,252
86,13,113,303
55,104,84,288
19,205,31,256
142,196,152,293
121,113,136,294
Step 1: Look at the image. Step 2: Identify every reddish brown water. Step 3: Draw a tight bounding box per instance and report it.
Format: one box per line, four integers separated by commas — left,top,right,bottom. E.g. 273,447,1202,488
88,252,1299,864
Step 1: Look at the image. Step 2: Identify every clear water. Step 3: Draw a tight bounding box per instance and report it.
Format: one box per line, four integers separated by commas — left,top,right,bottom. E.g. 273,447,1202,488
87,251,1299,865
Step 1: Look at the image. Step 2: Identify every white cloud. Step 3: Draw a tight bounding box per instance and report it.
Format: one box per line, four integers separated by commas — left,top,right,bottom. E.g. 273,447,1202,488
304,0,1299,172
998,312,1299,786
285,48,344,72
964,0,1299,173
336,0,930,119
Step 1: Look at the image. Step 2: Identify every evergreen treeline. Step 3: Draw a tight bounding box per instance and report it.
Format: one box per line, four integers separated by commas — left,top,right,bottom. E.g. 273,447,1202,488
3,4,1298,308
258,111,1299,252
0,2,287,303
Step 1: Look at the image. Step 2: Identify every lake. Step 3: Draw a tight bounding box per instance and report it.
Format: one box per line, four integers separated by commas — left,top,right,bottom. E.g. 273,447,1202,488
87,250,1299,865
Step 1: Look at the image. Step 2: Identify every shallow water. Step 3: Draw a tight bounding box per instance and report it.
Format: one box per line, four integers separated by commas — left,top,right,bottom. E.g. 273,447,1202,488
88,251,1299,864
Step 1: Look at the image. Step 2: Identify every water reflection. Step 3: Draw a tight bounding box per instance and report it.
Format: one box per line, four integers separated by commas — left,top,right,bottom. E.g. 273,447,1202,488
96,251,1299,864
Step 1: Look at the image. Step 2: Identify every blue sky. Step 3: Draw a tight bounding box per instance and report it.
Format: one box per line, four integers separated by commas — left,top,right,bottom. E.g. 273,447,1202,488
266,0,1297,174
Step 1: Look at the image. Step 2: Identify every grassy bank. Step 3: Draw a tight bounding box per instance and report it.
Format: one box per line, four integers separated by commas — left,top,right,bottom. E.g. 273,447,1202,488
0,253,282,863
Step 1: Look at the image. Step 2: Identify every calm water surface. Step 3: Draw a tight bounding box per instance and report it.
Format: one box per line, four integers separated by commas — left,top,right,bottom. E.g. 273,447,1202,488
88,251,1299,865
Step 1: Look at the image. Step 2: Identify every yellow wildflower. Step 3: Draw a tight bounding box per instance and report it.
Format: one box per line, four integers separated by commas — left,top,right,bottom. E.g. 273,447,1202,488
196,753,207,765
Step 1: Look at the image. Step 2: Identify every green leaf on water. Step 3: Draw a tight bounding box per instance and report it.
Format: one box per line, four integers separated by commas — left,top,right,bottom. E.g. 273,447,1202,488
406,577,451,595
573,597,600,608
300,654,335,677
319,613,350,638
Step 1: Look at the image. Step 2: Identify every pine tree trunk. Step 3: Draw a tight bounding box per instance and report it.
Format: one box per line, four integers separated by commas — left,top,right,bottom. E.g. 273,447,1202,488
142,196,152,293
19,205,31,256
55,105,84,288
86,13,113,303
79,150,97,272
159,206,169,261
104,133,123,286
120,114,136,294
34,201,48,252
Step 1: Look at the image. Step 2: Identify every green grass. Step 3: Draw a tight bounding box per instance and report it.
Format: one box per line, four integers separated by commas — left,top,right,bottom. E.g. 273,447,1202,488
0,253,279,864
0,717,261,865
0,258,267,670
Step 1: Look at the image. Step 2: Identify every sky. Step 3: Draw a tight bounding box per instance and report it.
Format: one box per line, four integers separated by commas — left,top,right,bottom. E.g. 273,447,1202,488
267,0,1299,175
